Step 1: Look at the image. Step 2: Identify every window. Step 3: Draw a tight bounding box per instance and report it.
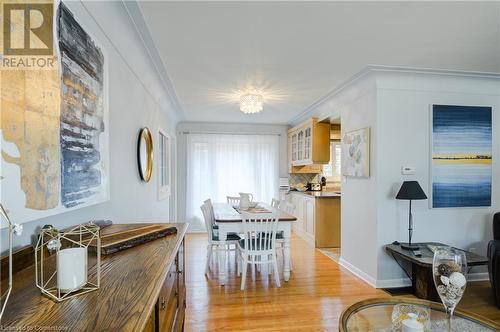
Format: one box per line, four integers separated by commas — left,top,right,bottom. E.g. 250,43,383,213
158,130,171,200
323,140,341,182
185,133,279,231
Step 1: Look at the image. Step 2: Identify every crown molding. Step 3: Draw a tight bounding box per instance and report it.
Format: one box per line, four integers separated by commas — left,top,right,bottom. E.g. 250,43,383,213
288,64,500,126
121,0,185,122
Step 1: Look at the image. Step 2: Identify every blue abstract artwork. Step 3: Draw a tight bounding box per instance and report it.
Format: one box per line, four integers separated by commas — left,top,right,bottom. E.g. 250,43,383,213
58,3,108,209
431,105,492,208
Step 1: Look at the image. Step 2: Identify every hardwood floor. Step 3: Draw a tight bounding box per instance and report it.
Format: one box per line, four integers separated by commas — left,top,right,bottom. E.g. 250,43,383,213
184,233,500,331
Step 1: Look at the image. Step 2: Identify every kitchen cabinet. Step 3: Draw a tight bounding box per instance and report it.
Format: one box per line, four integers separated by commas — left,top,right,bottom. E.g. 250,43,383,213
291,164,322,174
297,130,304,161
291,132,298,163
289,193,304,231
305,197,315,236
288,118,330,172
288,193,314,244
288,192,340,248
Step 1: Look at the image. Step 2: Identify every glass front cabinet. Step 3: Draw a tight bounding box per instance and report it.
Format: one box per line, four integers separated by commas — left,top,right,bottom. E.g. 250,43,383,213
291,132,298,162
287,118,330,171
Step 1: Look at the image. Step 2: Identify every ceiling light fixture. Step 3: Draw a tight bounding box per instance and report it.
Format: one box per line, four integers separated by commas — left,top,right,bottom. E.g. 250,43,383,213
239,93,263,114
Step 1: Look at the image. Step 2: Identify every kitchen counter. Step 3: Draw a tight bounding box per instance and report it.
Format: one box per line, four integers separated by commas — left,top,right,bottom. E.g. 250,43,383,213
287,191,341,247
289,190,341,198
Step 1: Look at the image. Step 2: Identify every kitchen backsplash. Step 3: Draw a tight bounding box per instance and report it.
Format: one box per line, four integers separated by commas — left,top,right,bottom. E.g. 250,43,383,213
289,173,342,191
289,174,320,187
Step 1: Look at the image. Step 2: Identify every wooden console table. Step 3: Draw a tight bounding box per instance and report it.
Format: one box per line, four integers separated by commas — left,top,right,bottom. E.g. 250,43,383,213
385,242,488,301
1,223,187,332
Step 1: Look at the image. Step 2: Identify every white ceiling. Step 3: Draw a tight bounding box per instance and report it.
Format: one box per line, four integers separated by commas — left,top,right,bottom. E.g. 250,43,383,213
138,1,500,124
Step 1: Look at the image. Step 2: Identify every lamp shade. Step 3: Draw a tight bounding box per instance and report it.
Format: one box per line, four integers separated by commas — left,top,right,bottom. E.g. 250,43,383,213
396,181,427,200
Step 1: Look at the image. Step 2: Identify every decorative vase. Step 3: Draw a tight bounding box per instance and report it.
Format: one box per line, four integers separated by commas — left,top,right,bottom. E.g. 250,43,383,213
432,246,467,329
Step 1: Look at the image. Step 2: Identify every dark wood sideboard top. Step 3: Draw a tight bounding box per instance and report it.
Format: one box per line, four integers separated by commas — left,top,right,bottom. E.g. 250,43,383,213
1,222,188,332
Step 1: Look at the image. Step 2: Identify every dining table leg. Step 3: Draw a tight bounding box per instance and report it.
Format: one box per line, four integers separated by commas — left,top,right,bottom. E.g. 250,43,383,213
218,226,227,286
283,224,291,282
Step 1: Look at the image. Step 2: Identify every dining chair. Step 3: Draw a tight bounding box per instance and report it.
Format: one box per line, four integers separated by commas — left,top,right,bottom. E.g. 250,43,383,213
226,196,241,206
280,201,295,216
203,198,218,237
201,201,241,275
271,198,281,208
276,201,295,271
237,212,280,290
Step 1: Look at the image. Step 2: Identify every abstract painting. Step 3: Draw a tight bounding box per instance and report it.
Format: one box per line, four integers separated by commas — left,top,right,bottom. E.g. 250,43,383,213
58,3,107,208
0,1,108,224
431,105,492,208
342,127,370,177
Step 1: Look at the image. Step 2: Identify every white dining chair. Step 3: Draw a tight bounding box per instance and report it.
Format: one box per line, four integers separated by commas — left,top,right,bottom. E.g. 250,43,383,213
226,196,241,206
280,200,295,216
201,201,241,275
237,212,280,290
271,198,280,208
276,201,295,271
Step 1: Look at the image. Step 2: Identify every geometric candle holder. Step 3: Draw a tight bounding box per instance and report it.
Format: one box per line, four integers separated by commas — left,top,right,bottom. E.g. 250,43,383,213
35,222,101,302
0,203,23,321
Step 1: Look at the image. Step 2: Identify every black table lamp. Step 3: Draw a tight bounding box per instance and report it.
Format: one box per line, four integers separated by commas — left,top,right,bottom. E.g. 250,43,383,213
396,181,427,251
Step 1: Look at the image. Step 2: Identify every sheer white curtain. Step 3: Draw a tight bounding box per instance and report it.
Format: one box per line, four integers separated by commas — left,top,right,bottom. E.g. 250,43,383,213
186,133,279,231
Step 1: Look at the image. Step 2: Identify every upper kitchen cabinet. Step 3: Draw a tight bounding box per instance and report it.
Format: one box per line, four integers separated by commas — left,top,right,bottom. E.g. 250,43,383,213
288,118,330,171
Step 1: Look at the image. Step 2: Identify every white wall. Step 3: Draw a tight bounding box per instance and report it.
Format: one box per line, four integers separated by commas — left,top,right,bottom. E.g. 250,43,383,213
293,66,500,287
176,122,288,229
376,71,500,285
337,76,379,284
1,1,179,252
299,74,380,284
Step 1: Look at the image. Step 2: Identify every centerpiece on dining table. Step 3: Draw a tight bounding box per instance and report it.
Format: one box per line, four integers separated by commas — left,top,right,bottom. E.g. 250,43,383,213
234,193,271,213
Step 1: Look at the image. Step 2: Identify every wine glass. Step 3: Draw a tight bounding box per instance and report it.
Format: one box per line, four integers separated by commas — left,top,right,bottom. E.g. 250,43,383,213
432,246,467,329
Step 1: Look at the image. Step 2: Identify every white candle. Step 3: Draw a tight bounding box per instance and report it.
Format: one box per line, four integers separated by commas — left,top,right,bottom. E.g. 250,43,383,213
402,313,424,332
57,247,88,293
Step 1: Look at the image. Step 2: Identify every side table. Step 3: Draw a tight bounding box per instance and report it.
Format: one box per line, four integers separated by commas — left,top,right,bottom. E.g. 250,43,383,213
384,242,488,300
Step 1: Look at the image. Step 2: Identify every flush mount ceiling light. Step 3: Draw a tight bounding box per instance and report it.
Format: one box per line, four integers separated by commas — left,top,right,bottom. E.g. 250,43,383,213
239,93,263,114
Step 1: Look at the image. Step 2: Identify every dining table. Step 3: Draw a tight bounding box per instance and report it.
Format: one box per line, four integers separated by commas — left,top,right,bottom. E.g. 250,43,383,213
212,202,297,286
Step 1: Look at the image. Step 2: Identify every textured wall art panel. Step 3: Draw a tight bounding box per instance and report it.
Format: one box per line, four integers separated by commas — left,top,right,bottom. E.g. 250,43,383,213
0,1,109,224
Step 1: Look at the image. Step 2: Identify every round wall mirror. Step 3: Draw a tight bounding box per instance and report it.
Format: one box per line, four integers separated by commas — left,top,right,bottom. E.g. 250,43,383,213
137,127,153,182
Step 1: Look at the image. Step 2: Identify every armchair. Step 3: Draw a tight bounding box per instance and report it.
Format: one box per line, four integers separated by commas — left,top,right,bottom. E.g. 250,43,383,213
487,212,500,308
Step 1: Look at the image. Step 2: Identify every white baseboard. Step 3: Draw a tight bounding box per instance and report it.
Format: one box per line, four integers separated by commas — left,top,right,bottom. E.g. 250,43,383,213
338,258,489,289
338,258,377,287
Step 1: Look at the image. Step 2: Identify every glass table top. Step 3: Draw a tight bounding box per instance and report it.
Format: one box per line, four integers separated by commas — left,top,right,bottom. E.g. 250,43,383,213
340,298,499,332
